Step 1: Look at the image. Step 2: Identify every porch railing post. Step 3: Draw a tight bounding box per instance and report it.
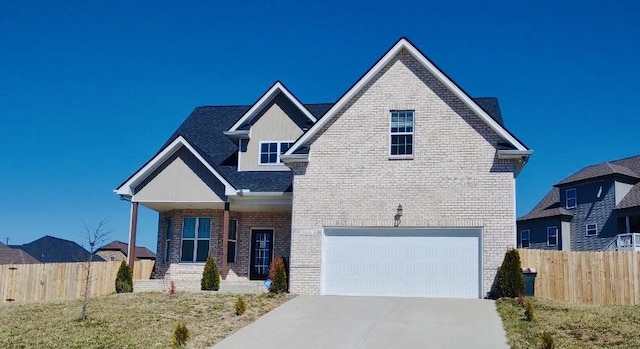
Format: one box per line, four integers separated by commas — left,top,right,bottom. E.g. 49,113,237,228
127,202,139,269
221,202,229,280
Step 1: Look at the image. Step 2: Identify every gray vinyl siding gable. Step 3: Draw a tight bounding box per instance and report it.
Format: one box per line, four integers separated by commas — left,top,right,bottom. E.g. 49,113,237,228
560,179,617,251
517,217,563,250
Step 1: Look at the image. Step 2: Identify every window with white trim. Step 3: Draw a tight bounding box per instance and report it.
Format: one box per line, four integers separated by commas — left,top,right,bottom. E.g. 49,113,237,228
181,217,211,262
547,226,558,246
165,217,173,263
520,230,530,248
586,223,597,236
566,188,577,208
227,218,238,263
260,141,294,164
390,110,414,157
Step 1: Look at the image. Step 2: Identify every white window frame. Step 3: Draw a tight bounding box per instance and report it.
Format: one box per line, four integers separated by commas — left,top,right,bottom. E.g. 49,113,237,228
258,141,294,165
520,229,530,248
389,110,415,159
180,217,211,263
566,188,577,209
227,218,238,263
547,226,558,246
586,223,597,237
165,217,173,263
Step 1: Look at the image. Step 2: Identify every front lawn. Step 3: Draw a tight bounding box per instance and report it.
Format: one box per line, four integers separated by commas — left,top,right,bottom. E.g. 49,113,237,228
497,297,640,348
0,292,289,348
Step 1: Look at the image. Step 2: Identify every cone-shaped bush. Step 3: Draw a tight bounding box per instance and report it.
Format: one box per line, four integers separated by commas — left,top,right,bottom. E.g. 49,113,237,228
171,321,190,348
235,296,246,316
497,249,525,298
201,255,220,291
268,256,287,294
115,260,133,293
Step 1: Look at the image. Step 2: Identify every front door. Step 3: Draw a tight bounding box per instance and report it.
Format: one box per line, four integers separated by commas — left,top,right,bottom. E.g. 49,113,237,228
250,229,273,280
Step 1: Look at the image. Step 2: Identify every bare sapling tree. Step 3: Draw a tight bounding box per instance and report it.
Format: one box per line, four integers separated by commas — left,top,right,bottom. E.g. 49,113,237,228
80,217,111,321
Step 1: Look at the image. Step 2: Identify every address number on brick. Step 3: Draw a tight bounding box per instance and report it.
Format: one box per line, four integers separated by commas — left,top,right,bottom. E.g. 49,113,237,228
299,229,314,236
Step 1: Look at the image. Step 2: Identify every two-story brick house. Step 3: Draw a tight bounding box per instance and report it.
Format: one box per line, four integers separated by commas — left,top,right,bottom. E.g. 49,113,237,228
517,156,640,251
115,38,532,298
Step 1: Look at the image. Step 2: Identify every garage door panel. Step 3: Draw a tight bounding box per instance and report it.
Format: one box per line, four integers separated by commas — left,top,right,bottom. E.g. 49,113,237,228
322,229,481,298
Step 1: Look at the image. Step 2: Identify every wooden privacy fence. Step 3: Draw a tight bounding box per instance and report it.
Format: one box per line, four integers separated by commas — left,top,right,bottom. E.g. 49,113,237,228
0,260,155,303
518,249,640,305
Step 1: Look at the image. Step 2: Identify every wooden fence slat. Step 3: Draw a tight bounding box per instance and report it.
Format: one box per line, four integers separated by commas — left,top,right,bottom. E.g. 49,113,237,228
517,249,640,305
0,260,155,303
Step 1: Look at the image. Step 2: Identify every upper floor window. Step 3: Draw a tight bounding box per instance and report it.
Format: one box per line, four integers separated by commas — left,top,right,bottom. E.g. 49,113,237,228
260,141,294,164
520,230,530,248
547,226,558,246
566,188,577,208
586,223,597,236
390,110,414,157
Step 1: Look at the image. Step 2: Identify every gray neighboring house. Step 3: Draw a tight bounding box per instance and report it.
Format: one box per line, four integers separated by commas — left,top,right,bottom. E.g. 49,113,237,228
517,155,640,251
115,37,531,298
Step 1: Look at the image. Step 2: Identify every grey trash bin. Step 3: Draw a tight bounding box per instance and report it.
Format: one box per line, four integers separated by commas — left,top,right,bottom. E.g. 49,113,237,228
522,268,537,296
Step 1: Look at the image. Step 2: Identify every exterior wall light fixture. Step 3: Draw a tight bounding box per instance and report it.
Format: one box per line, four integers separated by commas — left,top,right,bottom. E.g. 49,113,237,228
394,204,403,227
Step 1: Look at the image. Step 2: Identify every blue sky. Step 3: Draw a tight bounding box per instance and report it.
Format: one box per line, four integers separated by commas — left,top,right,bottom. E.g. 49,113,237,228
1,1,638,252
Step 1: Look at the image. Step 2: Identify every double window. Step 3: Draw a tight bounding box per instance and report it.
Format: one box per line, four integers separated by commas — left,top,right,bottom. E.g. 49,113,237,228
520,230,530,248
566,188,577,209
390,110,414,157
181,217,211,262
260,141,294,164
586,223,597,236
227,219,238,263
547,226,558,246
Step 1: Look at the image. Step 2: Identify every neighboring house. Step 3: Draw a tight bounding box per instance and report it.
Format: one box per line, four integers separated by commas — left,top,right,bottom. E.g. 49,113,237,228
0,242,39,264
115,37,531,298
95,240,156,262
517,155,640,251
11,236,104,263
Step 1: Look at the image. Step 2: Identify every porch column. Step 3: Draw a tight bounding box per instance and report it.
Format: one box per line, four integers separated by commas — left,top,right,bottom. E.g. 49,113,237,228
627,216,631,233
127,201,139,268
221,202,230,280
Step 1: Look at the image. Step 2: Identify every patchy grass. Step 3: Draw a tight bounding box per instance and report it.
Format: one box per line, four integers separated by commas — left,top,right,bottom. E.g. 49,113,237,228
0,292,289,348
497,297,640,348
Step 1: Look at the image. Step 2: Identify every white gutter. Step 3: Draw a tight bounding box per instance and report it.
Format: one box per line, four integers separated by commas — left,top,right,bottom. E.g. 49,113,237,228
497,150,533,160
236,189,292,197
281,154,309,164
223,130,250,139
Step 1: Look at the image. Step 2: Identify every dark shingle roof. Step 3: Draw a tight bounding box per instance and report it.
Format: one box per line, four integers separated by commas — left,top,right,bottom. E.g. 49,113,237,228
13,236,103,263
617,183,640,210
473,97,503,126
0,243,39,264
162,103,333,193
96,240,156,259
557,161,640,186
521,155,640,221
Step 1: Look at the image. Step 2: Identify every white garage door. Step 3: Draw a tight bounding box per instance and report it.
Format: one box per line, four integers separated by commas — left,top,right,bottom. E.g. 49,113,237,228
322,228,481,298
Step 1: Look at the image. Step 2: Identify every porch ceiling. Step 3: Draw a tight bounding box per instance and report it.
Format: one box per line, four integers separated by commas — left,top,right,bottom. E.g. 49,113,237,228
137,202,226,212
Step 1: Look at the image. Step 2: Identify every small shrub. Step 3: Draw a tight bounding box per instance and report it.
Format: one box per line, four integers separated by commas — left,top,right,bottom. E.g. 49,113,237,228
235,296,247,316
517,293,525,306
539,331,554,349
115,261,133,293
171,321,190,348
268,256,287,294
201,255,220,291
524,299,536,321
497,249,525,298
168,281,176,295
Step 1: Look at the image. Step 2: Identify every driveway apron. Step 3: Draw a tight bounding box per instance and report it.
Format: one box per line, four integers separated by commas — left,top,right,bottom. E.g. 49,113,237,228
213,295,509,349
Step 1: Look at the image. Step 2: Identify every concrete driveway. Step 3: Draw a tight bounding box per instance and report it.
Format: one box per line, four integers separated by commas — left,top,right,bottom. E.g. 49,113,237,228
213,295,508,349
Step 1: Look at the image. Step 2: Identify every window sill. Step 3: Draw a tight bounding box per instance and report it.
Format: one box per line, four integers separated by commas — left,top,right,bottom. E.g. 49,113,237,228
388,155,414,161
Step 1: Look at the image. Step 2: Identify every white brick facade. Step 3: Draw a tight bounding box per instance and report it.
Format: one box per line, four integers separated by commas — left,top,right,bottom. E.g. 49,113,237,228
289,51,517,297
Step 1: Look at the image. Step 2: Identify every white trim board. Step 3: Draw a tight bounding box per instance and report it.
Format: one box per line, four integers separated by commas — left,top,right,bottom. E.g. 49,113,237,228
285,37,530,158
114,135,237,197
227,81,317,133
